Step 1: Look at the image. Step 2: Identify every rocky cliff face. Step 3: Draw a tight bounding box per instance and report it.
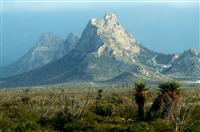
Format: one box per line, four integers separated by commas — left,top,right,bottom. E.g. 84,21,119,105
76,13,139,61
74,13,162,80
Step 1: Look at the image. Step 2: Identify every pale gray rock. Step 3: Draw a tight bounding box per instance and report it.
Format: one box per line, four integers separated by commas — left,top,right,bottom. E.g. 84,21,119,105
76,12,139,64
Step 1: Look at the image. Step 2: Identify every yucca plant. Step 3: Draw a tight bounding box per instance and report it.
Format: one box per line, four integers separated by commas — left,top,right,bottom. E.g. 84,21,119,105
147,80,181,120
135,80,148,121
168,81,181,99
160,81,181,119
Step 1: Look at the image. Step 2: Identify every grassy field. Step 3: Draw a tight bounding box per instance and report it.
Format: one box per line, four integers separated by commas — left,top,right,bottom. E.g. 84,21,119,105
0,84,200,132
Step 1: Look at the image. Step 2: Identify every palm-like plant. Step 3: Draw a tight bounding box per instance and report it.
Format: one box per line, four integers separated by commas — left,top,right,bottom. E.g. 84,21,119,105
147,81,181,120
160,81,181,119
159,81,181,98
168,81,181,99
135,80,148,121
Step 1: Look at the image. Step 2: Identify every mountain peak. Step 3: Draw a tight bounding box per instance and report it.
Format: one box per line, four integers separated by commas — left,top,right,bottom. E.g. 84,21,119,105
182,48,198,57
76,12,139,58
65,32,79,44
64,32,79,51
37,32,63,47
66,32,79,40
103,12,118,25
40,32,57,40
88,12,119,27
163,48,200,77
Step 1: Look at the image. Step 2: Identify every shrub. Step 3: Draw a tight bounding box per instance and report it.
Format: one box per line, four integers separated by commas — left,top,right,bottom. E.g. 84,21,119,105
22,88,30,95
21,96,30,104
14,121,41,131
52,110,75,131
127,122,155,132
110,94,123,104
186,121,200,132
150,119,172,131
94,103,113,117
0,119,13,131
96,89,103,100
37,117,51,127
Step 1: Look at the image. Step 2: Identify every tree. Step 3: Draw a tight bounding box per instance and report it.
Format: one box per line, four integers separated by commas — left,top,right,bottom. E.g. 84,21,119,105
147,81,181,120
134,80,148,121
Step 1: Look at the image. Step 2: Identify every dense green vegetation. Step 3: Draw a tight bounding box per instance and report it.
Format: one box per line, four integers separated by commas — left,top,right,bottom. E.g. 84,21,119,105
0,83,199,132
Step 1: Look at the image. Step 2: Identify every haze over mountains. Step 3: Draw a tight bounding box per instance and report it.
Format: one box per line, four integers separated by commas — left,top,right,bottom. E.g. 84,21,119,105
0,32,79,78
0,13,199,87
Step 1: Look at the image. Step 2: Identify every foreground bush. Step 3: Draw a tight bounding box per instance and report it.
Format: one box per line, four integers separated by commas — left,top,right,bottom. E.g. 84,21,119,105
94,103,113,117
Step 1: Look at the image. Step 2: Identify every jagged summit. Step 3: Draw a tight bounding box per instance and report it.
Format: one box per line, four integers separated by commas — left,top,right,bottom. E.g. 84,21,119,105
64,32,79,52
36,32,61,46
29,32,65,63
181,48,198,57
76,13,139,63
39,32,55,38
66,32,79,42
89,12,119,27
103,12,119,25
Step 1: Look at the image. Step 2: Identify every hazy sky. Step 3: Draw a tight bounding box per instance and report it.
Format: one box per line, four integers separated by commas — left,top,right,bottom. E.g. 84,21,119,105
1,0,199,66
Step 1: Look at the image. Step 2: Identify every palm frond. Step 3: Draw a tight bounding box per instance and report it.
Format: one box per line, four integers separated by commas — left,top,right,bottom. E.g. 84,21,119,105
135,80,147,92
159,80,181,94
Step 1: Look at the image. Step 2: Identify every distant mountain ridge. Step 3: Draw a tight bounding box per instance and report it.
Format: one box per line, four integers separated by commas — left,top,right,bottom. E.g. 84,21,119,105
162,48,200,77
0,13,199,87
0,32,79,78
